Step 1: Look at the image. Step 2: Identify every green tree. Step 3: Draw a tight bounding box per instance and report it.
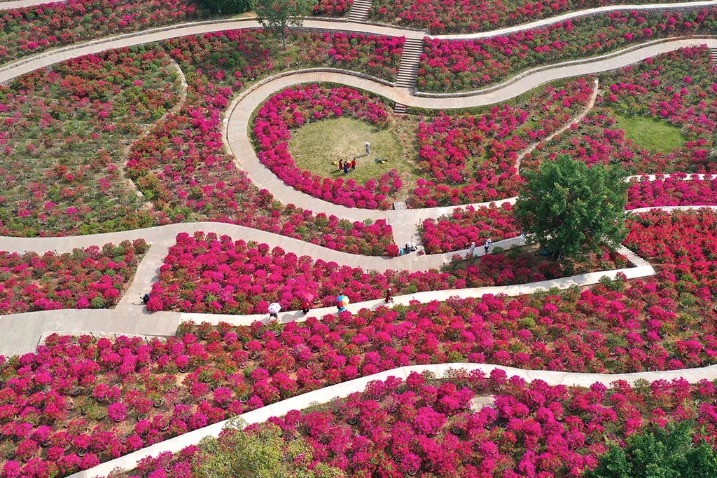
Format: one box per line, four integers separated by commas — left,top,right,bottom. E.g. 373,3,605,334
193,418,345,478
514,155,628,260
586,421,717,478
254,0,316,48
196,0,254,14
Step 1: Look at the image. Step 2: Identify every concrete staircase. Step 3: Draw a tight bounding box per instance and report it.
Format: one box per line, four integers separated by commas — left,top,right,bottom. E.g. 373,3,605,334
347,0,371,22
711,48,717,65
395,38,424,91
394,103,407,114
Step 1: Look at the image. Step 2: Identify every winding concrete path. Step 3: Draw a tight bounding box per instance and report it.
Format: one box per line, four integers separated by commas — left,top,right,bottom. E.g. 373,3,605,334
69,359,717,478
1,4,716,476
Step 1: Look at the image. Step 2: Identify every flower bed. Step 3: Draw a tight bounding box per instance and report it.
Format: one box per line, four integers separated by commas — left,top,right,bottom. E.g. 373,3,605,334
409,77,594,207
0,239,147,314
128,371,717,477
421,203,520,254
0,0,200,65
0,48,182,237
253,84,401,210
627,174,717,209
418,7,717,91
3,233,717,478
124,30,398,253
522,47,717,175
313,0,353,17
370,0,707,33
148,231,630,314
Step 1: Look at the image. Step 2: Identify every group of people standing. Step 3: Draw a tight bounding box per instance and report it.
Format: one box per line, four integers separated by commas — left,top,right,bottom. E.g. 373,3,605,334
468,239,492,258
338,158,357,175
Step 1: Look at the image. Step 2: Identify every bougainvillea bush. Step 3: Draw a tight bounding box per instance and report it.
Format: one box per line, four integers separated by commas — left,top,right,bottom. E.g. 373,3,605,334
522,47,717,176
124,30,400,254
148,231,630,314
0,239,147,314
418,7,717,91
421,202,520,254
409,77,594,207
0,48,182,237
0,0,200,65
126,371,717,478
627,174,717,209
370,0,706,33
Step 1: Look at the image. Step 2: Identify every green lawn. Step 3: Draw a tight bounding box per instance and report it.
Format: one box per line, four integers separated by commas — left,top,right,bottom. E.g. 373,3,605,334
289,117,418,186
614,113,686,153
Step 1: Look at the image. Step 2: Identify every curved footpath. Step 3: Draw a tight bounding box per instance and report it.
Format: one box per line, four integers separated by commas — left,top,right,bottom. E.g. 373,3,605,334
1,5,716,476
70,360,717,478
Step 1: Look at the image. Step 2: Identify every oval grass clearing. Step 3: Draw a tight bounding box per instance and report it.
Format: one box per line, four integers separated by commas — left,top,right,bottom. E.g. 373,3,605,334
289,117,410,185
614,113,686,153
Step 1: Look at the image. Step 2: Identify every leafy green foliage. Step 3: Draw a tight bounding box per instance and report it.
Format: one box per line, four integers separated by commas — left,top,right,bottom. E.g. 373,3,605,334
586,421,717,478
193,419,345,477
515,155,628,259
196,0,254,14
255,0,316,48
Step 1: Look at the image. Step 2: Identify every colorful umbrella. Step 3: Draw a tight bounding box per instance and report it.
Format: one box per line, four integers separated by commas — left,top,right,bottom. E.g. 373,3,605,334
336,295,350,308
268,302,281,314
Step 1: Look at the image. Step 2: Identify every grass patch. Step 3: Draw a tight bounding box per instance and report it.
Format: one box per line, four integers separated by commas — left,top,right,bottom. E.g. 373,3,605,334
614,113,686,153
289,116,419,186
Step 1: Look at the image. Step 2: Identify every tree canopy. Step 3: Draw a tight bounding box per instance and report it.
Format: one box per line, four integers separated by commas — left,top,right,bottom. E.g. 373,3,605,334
514,155,628,259
586,421,717,478
254,0,316,48
193,419,344,478
196,0,254,14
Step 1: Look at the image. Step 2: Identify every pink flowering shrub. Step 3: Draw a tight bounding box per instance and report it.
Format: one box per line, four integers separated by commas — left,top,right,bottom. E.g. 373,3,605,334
0,0,200,65
409,78,594,206
0,48,181,237
253,84,401,209
370,0,703,33
313,0,353,16
523,47,717,175
0,239,147,314
418,8,717,91
124,30,398,253
421,203,520,254
117,372,717,477
628,174,717,209
149,231,629,313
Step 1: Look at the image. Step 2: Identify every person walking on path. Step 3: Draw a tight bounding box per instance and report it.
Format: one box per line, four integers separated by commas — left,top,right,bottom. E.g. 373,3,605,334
484,239,492,254
468,241,476,258
338,159,343,171
385,288,394,304
343,162,349,175
301,297,311,314
350,159,356,171
365,141,371,156
268,302,281,321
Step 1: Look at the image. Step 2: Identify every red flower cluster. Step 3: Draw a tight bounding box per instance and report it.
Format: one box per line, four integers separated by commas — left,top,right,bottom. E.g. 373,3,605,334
0,0,198,63
313,0,354,16
123,31,397,253
149,231,629,313
370,0,691,33
0,240,147,314
0,48,180,237
418,8,717,91
628,174,717,209
421,203,520,254
410,78,594,206
523,47,716,175
109,371,717,478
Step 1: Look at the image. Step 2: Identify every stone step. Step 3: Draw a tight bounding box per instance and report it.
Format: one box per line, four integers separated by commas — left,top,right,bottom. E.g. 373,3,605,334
394,103,407,114
347,0,372,22
395,38,424,90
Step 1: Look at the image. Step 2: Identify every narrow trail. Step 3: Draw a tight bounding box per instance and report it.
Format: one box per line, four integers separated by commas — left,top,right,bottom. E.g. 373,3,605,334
515,78,600,172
